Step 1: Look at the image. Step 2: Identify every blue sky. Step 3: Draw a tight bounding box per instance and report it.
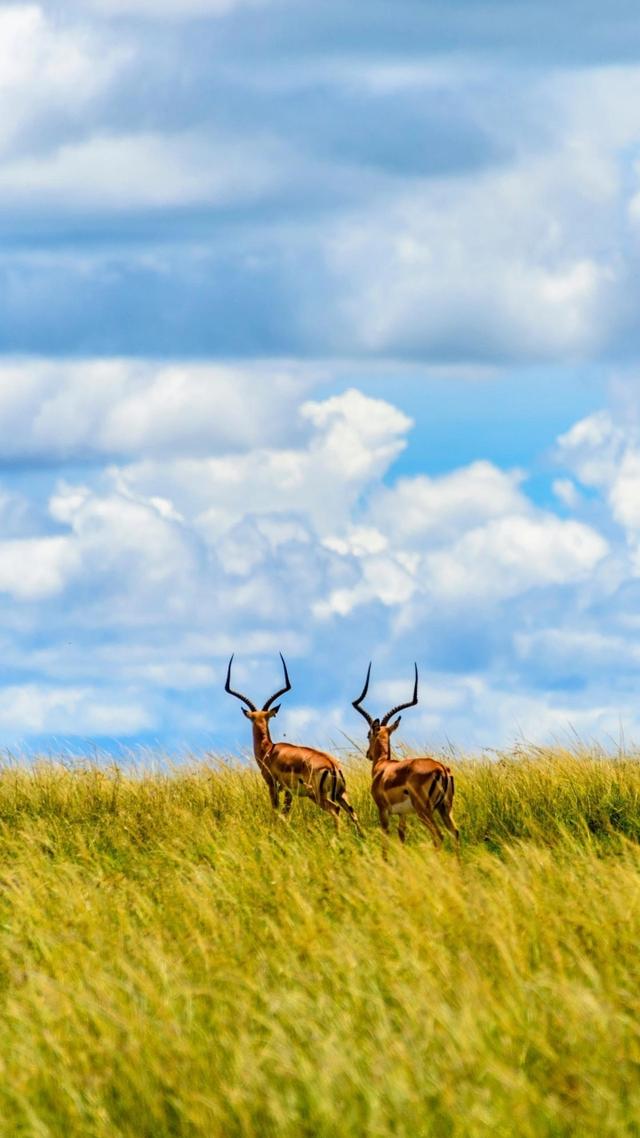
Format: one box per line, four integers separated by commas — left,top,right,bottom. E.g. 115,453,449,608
2,1,640,756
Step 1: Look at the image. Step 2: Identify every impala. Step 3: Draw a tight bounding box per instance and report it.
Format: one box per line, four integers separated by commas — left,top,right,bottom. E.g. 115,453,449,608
225,653,362,834
352,663,459,852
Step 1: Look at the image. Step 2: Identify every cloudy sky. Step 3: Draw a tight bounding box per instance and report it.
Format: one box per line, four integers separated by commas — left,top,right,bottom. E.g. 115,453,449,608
2,1,640,755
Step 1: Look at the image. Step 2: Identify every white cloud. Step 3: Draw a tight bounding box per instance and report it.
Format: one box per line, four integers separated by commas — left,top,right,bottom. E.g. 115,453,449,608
0,129,288,212
608,450,640,534
19,385,597,675
315,458,608,617
327,158,617,358
0,373,634,748
554,66,640,156
316,508,608,618
0,386,409,627
314,552,416,618
0,5,127,155
424,515,608,602
366,461,528,546
0,684,152,735
556,410,628,488
0,479,201,614
557,402,640,565
120,387,412,536
552,478,581,509
317,66,640,361
0,536,78,600
323,526,388,557
0,359,323,462
0,388,414,705
47,482,200,616
5,27,640,371
300,388,412,482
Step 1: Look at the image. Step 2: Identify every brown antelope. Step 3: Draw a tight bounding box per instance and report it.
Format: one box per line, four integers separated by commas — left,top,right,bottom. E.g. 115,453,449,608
225,653,362,834
352,663,459,852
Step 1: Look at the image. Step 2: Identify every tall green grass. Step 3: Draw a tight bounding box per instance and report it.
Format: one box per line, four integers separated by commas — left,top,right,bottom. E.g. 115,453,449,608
0,750,638,1137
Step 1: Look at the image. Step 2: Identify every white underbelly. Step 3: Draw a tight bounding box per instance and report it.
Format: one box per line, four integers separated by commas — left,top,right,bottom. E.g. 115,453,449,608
389,798,414,816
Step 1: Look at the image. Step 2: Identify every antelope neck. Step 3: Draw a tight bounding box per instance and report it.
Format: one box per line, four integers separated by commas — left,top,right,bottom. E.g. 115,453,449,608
251,719,274,764
370,736,392,770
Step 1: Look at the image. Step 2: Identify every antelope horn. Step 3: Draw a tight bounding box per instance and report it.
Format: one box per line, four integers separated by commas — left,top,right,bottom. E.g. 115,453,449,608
352,662,374,726
262,653,292,710
224,655,257,711
381,663,418,725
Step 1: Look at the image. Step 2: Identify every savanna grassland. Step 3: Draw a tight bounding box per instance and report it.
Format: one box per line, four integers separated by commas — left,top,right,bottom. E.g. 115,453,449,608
0,751,639,1138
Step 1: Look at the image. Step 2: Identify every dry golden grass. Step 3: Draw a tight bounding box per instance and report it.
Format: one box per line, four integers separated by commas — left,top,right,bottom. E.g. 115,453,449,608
0,749,638,1136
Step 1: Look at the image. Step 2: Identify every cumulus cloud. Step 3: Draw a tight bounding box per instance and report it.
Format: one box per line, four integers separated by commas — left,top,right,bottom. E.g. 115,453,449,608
556,399,640,574
0,373,636,750
365,462,529,546
119,387,412,536
0,537,78,601
424,515,608,602
556,410,629,488
0,386,412,640
316,472,607,618
300,388,412,484
48,482,199,604
0,359,323,462
0,480,202,629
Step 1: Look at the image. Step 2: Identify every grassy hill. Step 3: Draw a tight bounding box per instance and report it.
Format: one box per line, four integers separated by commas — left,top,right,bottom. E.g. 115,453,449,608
0,750,638,1137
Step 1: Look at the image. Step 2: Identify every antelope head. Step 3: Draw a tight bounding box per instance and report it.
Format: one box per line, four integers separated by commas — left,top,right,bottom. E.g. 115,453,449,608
352,662,418,763
224,652,292,727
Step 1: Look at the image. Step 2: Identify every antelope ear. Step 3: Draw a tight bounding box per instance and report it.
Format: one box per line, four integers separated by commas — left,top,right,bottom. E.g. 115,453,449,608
268,704,281,717
242,707,251,718
389,715,402,733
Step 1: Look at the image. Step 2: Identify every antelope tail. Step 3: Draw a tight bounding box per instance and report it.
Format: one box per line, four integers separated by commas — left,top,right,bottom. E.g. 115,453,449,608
331,768,339,803
318,769,329,801
318,766,344,804
429,768,448,809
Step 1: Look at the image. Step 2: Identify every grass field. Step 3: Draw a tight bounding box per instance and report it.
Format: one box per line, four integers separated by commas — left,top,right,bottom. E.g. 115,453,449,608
0,749,639,1137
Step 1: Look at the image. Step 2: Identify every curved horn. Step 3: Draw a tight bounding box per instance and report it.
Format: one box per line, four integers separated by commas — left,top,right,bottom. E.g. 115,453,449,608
352,661,374,726
262,653,292,710
224,655,257,711
381,663,418,725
